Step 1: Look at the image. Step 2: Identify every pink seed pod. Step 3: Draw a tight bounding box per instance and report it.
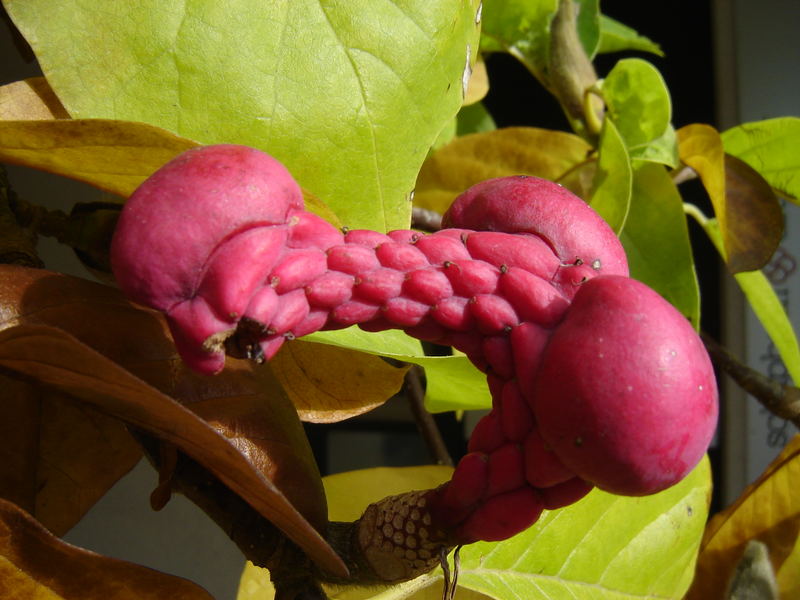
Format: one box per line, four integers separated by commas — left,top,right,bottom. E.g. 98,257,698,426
413,233,472,264
499,267,570,328
469,294,519,334
382,297,430,327
111,144,303,313
443,176,629,279
329,300,381,326
326,244,381,274
509,322,551,399
268,289,310,336
304,271,355,308
353,268,406,304
532,275,718,496
481,336,515,380
467,409,505,453
430,296,474,331
433,452,489,528
402,318,448,343
454,487,544,544
286,209,344,250
269,248,328,294
242,285,280,326
375,241,429,271
464,231,560,280
523,429,574,488
343,229,393,247
485,443,526,497
196,226,287,321
387,229,421,244
166,297,232,375
539,478,593,511
402,268,454,305
443,260,500,296
499,380,534,443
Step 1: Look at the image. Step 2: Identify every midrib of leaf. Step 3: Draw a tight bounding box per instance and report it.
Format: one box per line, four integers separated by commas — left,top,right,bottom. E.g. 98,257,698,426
316,0,386,232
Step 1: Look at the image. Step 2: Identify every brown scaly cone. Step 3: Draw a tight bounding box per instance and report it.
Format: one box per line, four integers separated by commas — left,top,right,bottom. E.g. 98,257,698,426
353,488,455,583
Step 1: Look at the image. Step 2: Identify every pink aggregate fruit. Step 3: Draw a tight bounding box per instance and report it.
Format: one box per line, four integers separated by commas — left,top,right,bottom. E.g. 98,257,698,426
111,144,718,545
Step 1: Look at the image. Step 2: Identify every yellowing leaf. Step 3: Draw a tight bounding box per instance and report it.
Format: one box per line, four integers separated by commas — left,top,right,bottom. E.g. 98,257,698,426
0,498,214,600
464,57,489,106
0,119,199,197
686,435,800,600
271,340,408,423
0,77,69,120
414,127,594,214
678,124,726,225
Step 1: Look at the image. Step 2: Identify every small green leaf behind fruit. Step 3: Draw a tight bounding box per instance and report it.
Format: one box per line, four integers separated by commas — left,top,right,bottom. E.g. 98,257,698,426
597,15,664,57
589,117,632,234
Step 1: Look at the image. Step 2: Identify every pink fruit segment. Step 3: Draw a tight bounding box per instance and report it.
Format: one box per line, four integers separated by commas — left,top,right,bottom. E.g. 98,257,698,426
443,260,500,296
286,210,344,250
532,275,718,496
382,297,430,327
326,244,381,274
467,410,505,453
343,229,393,247
482,336,515,380
499,267,570,327
469,294,519,334
486,443,526,497
454,487,543,544
375,241,429,271
402,268,453,305
270,248,328,294
430,296,474,332
353,268,406,304
523,429,574,488
304,271,355,307
499,380,534,443
413,234,472,264
434,452,489,525
538,478,593,510
465,231,559,280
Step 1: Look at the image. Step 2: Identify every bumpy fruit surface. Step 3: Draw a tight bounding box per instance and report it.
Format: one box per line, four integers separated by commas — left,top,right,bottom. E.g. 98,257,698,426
111,145,718,550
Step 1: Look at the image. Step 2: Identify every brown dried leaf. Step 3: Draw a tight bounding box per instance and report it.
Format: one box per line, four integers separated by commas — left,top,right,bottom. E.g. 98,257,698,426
724,153,783,272
414,126,595,215
0,322,346,576
0,77,70,120
0,497,214,600
686,435,800,599
272,340,408,423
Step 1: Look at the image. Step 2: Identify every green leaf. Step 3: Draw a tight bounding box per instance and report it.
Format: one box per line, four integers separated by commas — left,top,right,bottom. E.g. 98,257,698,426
5,0,481,232
601,58,672,152
480,0,559,80
457,457,711,600
304,328,490,413
621,162,700,326
456,102,497,137
574,0,601,58
590,117,632,234
700,219,800,384
721,117,800,202
597,15,664,57
632,123,679,168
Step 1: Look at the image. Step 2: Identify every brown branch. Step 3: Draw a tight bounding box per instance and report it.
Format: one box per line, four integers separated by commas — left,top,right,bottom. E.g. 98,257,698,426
405,366,454,467
0,166,42,267
701,332,800,428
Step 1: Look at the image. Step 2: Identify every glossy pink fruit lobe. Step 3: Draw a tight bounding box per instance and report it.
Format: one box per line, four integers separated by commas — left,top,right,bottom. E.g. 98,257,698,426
531,275,718,496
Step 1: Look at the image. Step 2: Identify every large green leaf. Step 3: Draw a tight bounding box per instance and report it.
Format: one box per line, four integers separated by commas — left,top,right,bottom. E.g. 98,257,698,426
721,117,800,202
456,457,711,600
621,163,700,327
4,0,481,232
601,58,672,161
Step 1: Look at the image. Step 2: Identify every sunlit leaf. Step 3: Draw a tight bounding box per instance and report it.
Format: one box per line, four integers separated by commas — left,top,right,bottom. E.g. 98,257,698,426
5,0,482,232
621,162,700,326
633,123,679,168
414,127,594,215
686,435,800,600
699,220,800,384
777,532,800,599
602,58,671,152
574,0,600,58
271,340,408,423
0,119,198,197
0,323,346,576
479,0,558,81
597,15,664,57
590,117,632,234
0,498,214,600
0,77,69,120
722,117,800,202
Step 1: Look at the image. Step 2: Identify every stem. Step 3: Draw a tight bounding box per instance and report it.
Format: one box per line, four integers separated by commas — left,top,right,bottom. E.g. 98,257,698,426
702,332,800,429
405,366,454,467
683,202,710,227
411,206,443,232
